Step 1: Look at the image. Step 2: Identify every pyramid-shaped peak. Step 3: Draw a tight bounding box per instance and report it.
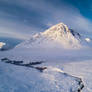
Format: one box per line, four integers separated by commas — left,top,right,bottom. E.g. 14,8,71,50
42,22,69,35
17,22,82,49
49,22,68,30
54,22,67,26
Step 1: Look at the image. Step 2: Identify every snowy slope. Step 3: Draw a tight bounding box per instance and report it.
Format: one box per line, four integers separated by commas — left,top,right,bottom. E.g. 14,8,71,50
62,60,92,92
0,22,92,92
1,48,92,92
0,60,84,92
17,23,83,49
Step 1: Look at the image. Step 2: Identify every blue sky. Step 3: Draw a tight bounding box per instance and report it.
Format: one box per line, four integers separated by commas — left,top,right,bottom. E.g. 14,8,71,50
0,0,92,39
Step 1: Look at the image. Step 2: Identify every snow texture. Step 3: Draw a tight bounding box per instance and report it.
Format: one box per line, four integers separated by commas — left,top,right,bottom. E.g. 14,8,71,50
0,22,92,92
17,23,83,49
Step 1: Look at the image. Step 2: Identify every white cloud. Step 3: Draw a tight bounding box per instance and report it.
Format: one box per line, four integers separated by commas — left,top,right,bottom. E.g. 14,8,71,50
0,0,92,39
0,18,39,39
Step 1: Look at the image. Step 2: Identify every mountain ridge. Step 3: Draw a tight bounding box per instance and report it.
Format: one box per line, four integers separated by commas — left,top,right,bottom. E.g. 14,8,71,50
16,22,87,49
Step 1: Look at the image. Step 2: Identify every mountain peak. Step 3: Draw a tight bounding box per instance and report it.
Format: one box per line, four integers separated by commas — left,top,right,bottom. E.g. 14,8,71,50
43,22,69,36
17,22,82,49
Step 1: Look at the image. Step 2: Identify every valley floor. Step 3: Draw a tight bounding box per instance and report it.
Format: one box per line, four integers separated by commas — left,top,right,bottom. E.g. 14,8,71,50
0,48,92,92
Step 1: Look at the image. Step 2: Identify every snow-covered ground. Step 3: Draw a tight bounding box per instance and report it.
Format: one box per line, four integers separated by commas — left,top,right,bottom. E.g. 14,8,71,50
0,60,84,92
62,60,92,92
0,23,92,92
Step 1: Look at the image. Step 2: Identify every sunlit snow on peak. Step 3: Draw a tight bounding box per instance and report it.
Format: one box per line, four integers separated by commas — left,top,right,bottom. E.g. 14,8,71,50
17,22,82,49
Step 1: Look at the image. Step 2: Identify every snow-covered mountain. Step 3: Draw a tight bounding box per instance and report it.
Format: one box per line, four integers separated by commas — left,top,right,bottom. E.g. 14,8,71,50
0,42,6,49
0,42,11,51
0,42,8,51
17,23,83,49
0,38,22,51
1,22,92,92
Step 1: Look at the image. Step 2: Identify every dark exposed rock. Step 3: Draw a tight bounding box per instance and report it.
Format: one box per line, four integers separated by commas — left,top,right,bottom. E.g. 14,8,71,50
1,58,23,65
11,61,23,65
35,66,47,72
1,57,9,61
69,29,81,39
70,76,84,92
1,58,46,72
63,72,84,92
29,61,43,65
0,58,84,91
77,78,84,92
